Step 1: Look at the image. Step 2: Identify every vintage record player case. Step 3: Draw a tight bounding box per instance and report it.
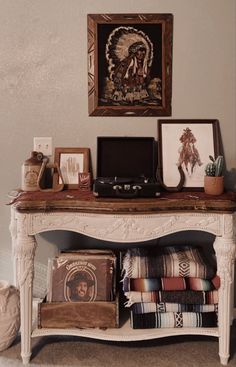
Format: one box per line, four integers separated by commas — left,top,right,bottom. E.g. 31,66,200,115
93,137,161,198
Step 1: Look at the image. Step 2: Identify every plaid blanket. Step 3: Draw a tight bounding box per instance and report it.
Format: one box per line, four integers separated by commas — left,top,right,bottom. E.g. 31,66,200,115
130,311,218,329
132,302,218,314
123,275,220,292
122,246,216,279
124,290,218,306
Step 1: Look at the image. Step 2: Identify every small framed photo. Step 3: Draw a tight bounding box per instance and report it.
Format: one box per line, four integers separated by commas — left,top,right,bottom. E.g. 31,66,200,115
88,13,173,117
158,120,221,190
54,148,90,189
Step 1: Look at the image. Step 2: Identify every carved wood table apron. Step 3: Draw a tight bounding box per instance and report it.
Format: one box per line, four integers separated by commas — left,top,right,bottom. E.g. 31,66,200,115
9,190,236,365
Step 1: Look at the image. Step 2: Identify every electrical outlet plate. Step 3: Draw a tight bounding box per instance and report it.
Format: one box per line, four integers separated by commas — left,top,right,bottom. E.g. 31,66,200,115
33,137,52,156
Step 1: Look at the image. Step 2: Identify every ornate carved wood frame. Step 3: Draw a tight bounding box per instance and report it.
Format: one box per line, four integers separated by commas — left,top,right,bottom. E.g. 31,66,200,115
88,14,173,117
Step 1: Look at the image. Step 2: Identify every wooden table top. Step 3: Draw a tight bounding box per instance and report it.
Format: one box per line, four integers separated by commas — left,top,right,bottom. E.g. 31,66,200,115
8,190,236,214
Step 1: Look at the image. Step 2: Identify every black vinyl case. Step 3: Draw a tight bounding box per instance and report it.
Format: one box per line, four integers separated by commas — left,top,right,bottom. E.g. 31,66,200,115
93,137,161,198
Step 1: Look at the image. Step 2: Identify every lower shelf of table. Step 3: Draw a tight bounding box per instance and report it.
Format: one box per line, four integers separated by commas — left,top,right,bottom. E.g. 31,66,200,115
32,310,219,341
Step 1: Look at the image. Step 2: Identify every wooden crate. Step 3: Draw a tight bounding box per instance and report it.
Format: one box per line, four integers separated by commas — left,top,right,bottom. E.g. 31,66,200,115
38,296,119,329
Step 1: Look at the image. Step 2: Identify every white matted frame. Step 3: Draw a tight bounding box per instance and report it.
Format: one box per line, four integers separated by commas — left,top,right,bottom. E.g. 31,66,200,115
54,148,90,189
158,119,221,190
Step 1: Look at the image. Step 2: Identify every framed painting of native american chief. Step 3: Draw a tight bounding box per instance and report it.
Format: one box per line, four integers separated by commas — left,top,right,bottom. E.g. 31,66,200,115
87,14,173,116
158,120,221,190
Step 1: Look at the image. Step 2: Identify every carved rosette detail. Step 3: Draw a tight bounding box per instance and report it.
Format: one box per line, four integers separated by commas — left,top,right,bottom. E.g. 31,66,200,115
13,235,37,260
213,237,236,288
17,261,34,289
223,214,234,238
14,242,36,289
13,213,37,288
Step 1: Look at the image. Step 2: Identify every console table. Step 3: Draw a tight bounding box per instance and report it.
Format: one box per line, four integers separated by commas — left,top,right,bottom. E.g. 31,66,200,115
9,190,236,365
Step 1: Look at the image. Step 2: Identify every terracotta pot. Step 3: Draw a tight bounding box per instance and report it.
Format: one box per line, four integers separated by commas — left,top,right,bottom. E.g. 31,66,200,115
204,176,224,195
0,280,20,351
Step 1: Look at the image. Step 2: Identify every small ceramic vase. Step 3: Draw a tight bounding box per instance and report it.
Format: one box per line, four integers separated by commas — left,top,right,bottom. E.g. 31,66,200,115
0,280,20,351
204,176,224,195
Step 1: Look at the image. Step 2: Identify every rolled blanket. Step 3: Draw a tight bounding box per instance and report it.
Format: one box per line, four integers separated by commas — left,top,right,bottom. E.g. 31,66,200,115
123,275,220,292
130,311,218,329
122,246,216,279
132,302,218,314
124,290,218,306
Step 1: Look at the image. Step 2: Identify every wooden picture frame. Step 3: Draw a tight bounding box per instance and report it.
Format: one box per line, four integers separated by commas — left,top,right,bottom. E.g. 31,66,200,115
158,120,221,190
88,13,173,117
54,148,90,189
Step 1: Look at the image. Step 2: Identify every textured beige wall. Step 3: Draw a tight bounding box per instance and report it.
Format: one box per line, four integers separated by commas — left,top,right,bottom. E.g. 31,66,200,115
0,0,235,284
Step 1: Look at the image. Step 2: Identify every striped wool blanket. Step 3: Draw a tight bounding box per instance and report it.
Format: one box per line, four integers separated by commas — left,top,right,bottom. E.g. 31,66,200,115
123,275,220,292
124,290,218,306
130,311,218,329
122,246,216,279
132,302,218,314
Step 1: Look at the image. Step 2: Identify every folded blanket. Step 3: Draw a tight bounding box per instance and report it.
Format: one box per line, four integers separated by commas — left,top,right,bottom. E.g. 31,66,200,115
132,302,218,314
124,290,218,306
123,275,220,292
130,311,218,329
122,246,216,279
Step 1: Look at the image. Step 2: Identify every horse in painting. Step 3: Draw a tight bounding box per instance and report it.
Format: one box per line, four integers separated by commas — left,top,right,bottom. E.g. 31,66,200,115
177,127,203,175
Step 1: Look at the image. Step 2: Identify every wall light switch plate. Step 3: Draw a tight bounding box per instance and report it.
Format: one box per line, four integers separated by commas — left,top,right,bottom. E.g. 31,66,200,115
33,137,52,156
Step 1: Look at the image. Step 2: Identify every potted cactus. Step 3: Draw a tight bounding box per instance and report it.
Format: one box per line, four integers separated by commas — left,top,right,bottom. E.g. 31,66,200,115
204,155,224,195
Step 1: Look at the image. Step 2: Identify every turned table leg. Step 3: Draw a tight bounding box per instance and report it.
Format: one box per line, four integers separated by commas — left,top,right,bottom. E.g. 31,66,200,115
12,213,37,365
214,232,235,365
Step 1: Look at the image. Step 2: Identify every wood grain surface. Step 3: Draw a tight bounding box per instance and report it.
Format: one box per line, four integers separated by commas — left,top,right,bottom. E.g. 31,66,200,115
10,190,236,214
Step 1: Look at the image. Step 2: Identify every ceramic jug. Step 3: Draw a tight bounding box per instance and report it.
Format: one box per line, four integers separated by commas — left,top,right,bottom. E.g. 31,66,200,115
21,151,44,191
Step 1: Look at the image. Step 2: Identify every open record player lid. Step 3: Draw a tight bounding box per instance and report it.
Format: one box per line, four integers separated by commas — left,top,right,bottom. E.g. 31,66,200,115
96,137,157,179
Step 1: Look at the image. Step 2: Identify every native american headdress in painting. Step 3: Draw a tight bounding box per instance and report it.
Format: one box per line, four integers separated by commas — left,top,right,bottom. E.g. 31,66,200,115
105,26,154,83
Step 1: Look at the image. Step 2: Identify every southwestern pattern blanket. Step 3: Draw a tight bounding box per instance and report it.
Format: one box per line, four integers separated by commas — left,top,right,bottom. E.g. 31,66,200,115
124,290,219,306
123,275,220,292
122,246,216,279
131,311,218,329
132,302,218,314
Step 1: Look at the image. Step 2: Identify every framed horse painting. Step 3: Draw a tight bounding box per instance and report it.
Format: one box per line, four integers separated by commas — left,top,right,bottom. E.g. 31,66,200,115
158,119,221,190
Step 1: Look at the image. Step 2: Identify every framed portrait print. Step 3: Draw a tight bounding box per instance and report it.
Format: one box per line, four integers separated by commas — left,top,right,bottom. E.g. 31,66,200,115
54,148,90,189
88,13,173,116
158,120,221,190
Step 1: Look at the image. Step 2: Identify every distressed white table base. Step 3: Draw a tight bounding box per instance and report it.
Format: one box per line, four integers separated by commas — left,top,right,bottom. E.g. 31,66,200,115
10,209,236,365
